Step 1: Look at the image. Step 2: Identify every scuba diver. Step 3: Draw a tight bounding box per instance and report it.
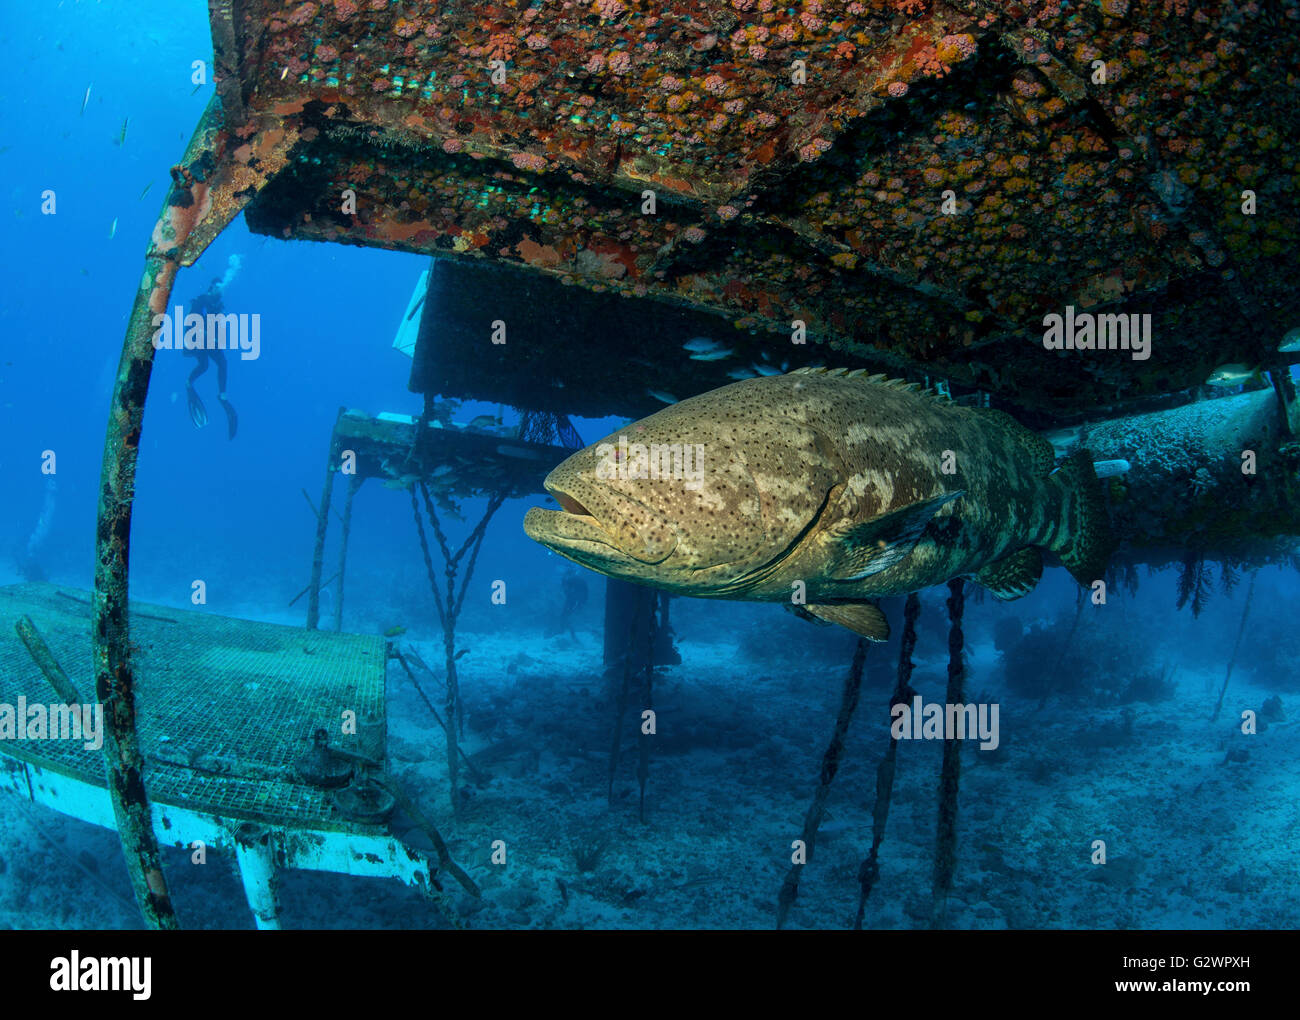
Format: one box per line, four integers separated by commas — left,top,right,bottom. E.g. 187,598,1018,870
15,476,55,582
560,570,588,624
546,570,589,639
184,254,241,439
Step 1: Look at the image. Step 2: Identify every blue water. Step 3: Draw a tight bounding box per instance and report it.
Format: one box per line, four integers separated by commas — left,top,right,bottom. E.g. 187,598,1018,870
0,2,1296,931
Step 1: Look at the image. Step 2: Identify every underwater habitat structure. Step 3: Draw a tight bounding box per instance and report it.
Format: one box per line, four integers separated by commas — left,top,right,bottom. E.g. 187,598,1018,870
2,0,1298,945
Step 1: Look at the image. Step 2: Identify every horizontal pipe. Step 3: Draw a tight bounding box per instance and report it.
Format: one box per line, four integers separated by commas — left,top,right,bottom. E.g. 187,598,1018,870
1081,389,1300,561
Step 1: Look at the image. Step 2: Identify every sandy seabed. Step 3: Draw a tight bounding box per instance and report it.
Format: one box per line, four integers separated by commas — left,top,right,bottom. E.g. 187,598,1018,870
0,622,1294,930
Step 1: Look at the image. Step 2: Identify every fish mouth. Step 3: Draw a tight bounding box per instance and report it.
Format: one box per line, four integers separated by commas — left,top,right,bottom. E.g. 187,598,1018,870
552,488,594,518
523,485,617,559
522,504,629,571
524,483,675,570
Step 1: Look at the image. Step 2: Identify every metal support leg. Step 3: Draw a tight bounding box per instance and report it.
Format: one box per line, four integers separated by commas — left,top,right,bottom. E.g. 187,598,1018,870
233,827,281,930
306,421,339,630
334,474,361,632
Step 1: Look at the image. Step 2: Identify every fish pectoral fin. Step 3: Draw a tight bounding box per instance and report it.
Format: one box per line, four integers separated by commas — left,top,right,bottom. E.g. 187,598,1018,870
787,604,833,626
975,546,1043,600
823,490,964,580
804,603,891,642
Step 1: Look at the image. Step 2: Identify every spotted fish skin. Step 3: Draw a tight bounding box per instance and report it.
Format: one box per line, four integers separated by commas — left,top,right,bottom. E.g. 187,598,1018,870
523,368,1113,639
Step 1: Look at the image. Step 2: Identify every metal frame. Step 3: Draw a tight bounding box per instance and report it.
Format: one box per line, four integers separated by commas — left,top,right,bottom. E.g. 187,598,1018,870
1,757,434,930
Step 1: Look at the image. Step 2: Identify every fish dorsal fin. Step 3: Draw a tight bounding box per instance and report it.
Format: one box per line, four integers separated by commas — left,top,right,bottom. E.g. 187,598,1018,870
791,366,845,377
787,366,948,402
822,490,964,580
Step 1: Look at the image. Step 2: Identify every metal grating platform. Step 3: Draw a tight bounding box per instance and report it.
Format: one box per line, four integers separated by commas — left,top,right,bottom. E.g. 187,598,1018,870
0,583,386,833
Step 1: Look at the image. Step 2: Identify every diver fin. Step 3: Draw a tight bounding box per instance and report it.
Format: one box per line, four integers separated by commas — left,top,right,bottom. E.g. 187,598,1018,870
804,603,891,641
218,395,238,440
823,490,963,580
1050,450,1115,585
186,386,208,428
975,546,1042,600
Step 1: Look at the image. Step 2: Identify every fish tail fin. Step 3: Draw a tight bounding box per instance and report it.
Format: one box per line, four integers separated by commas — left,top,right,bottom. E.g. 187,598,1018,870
1049,449,1115,586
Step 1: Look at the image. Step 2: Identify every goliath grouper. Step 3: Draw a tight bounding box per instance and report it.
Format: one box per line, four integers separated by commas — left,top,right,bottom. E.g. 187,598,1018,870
523,368,1113,641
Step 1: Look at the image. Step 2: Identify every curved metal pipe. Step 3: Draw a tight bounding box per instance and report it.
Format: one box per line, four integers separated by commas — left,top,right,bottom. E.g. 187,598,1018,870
92,244,183,929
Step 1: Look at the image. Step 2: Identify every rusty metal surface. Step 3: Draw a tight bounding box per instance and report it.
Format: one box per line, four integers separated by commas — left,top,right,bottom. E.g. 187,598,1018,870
180,0,1299,416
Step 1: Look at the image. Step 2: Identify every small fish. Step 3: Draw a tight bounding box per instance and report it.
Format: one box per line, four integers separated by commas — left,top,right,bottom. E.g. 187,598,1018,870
467,414,501,430
138,181,152,201
383,625,407,638
117,117,129,147
108,217,118,239
689,348,733,362
1206,363,1263,388
80,84,92,116
191,83,203,96
726,367,758,380
814,820,855,843
751,363,782,376
280,66,290,81
1278,327,1300,354
405,293,426,321
682,337,726,354
646,389,678,404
